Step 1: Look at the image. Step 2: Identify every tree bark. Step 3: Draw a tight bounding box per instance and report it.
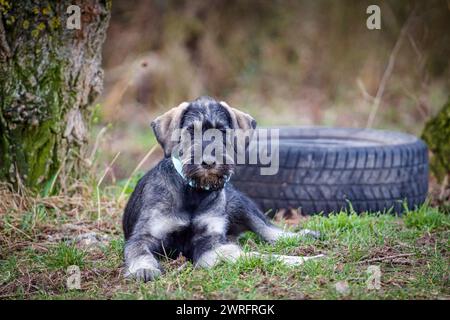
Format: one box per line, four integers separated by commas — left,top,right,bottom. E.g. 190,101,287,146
422,97,450,184
0,0,111,189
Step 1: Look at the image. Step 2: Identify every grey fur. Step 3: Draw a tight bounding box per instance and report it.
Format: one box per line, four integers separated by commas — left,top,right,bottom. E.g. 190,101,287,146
122,96,319,282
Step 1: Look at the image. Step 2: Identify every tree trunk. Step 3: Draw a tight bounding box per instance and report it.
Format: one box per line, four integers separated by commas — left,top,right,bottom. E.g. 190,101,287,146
0,1,111,189
422,97,450,184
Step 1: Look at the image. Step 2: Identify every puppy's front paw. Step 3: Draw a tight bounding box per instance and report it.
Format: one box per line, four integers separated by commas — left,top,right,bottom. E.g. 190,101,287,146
131,267,162,282
125,255,162,282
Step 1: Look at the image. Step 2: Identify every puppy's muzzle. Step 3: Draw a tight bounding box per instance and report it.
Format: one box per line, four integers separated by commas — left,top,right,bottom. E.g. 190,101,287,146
183,162,233,191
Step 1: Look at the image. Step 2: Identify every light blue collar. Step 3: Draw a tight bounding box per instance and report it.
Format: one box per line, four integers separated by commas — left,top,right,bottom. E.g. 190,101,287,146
171,154,231,190
171,154,195,187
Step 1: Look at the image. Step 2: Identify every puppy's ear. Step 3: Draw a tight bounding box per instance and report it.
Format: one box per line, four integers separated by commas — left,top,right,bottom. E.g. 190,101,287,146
151,102,190,157
219,101,257,130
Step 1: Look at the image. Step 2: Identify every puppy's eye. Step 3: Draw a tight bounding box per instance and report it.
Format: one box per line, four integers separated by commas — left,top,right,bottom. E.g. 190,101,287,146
214,126,226,133
186,125,195,133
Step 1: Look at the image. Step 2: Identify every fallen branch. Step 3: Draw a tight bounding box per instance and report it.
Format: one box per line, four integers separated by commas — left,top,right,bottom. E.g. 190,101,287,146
357,253,415,264
117,144,159,204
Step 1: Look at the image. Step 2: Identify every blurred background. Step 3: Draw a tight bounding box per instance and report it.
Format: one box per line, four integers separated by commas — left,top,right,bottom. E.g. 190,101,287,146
94,0,450,180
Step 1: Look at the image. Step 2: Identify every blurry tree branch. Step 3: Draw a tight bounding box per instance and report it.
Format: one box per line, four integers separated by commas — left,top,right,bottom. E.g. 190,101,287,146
366,7,417,128
357,78,375,103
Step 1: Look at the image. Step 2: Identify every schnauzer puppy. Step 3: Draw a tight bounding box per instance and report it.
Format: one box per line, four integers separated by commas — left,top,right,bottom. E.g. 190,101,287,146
122,96,322,282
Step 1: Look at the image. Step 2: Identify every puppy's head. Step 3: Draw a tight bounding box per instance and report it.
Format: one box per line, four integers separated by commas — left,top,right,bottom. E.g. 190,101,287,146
151,96,256,191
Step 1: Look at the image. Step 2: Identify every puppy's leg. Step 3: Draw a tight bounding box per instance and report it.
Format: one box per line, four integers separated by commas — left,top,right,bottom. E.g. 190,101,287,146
124,234,162,282
191,212,243,268
257,224,320,244
247,252,325,266
195,242,244,268
191,212,323,268
236,196,319,243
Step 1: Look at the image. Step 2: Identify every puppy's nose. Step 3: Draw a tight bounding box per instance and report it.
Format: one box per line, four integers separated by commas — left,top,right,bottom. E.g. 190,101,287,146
201,160,216,169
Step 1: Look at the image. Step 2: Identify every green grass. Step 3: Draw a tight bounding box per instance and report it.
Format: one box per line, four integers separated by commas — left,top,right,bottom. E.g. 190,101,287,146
45,243,87,270
404,205,450,231
0,197,448,299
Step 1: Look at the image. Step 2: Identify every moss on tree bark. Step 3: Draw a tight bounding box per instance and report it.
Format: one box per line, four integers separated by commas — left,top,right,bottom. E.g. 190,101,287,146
0,0,111,189
422,97,450,184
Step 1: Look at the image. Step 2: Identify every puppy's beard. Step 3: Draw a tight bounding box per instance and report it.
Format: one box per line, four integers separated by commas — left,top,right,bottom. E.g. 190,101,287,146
183,164,233,191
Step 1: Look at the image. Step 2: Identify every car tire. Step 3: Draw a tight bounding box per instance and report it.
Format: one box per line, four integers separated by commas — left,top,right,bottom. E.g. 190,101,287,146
231,127,429,216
